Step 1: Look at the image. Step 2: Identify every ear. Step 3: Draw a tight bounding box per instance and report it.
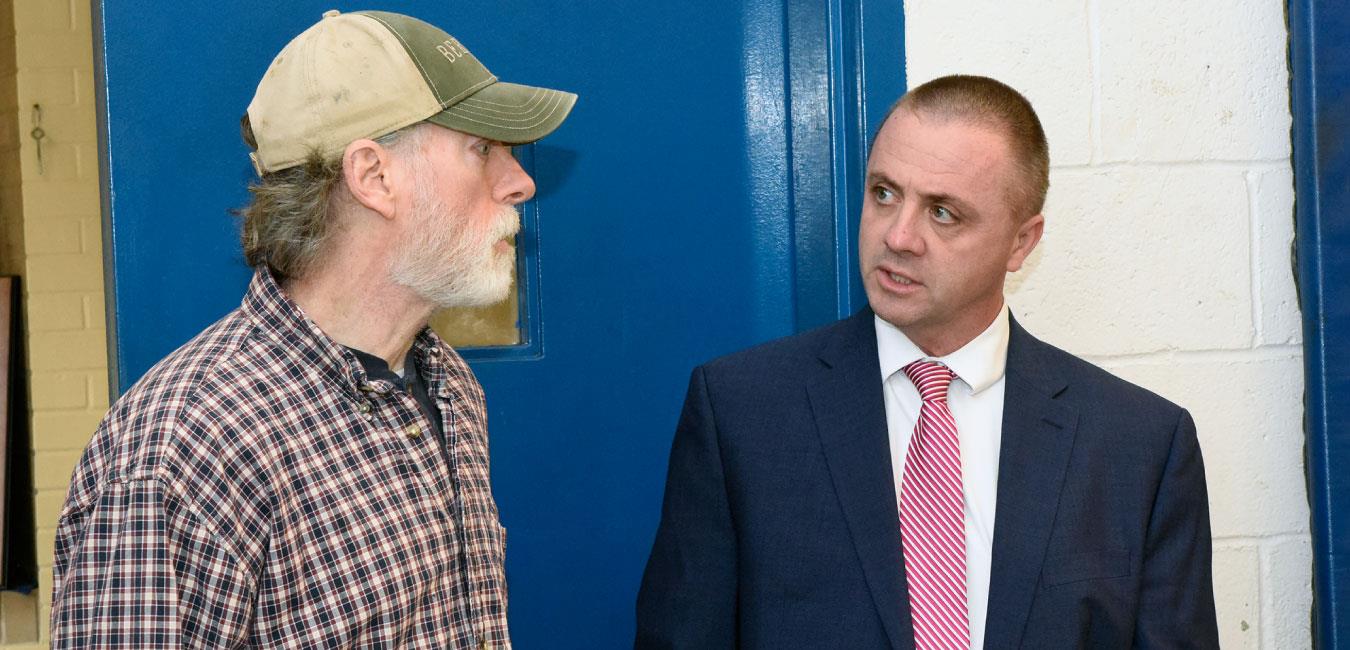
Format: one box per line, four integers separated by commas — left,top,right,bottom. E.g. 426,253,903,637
341,139,400,221
1006,213,1044,272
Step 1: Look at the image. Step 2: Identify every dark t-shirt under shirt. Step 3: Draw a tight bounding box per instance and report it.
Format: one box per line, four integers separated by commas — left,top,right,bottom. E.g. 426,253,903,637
345,345,447,447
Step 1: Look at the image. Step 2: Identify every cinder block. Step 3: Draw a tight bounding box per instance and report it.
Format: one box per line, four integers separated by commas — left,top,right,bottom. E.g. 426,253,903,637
13,0,70,34
1102,355,1307,538
0,591,38,644
19,139,78,182
1098,0,1290,161
37,613,49,645
78,217,101,255
71,0,92,38
22,181,99,217
1263,536,1313,650
21,218,79,255
37,567,50,607
83,292,105,331
33,489,67,524
1008,166,1252,355
17,68,75,106
1212,543,1259,649
30,409,101,452
33,527,53,576
3,637,44,648
32,449,81,490
23,292,83,331
15,31,92,70
903,0,1093,165
25,327,107,372
9,101,98,145
27,371,87,410
22,253,103,292
71,67,91,106
87,371,109,410
1252,168,1300,345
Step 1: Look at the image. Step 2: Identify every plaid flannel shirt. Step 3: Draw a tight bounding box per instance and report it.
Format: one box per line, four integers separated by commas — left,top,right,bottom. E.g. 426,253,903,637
51,269,511,648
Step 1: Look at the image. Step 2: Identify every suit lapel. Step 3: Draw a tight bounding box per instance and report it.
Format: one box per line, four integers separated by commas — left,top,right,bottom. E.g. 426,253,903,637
983,318,1079,649
806,310,913,650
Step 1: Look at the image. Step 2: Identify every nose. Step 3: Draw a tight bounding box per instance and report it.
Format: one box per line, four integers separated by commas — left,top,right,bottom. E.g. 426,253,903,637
495,149,537,206
883,203,926,256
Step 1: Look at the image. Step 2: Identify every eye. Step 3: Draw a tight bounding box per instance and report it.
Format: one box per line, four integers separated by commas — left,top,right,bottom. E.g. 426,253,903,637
871,185,896,205
931,205,956,223
473,141,492,157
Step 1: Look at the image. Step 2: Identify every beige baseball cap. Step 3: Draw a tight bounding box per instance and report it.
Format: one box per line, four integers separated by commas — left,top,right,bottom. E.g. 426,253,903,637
245,9,577,175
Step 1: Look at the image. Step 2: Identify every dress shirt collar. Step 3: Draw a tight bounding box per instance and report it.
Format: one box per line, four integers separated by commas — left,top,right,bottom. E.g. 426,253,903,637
874,303,1011,394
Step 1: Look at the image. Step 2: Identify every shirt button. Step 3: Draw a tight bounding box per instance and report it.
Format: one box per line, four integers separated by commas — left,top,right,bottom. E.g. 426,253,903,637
405,424,422,439
358,402,372,414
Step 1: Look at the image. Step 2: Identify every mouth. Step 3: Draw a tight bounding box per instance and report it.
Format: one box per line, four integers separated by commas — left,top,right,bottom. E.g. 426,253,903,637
492,210,521,253
876,267,922,292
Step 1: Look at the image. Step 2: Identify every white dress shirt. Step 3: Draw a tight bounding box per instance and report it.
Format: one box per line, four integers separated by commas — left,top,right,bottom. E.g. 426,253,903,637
875,304,1010,650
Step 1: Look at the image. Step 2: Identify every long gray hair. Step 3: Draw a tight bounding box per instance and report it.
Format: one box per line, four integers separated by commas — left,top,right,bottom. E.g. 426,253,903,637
236,122,427,280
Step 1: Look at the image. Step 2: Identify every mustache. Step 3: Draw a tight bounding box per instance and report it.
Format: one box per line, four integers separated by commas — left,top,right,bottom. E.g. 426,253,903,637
491,206,521,241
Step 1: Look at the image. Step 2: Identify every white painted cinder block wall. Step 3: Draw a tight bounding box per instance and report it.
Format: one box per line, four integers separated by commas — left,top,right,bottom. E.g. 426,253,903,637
902,0,1308,648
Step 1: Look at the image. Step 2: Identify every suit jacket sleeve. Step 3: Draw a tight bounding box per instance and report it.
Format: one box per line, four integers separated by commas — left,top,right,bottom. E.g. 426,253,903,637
1134,408,1220,649
635,366,737,649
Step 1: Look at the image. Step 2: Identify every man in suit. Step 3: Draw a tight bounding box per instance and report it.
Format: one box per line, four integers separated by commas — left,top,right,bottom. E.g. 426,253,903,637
635,75,1219,649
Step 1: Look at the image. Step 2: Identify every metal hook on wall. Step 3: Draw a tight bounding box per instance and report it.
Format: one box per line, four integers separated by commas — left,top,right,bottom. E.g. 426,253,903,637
30,104,45,175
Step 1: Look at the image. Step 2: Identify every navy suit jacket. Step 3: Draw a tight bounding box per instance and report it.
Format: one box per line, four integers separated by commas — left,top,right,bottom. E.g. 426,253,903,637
636,309,1219,649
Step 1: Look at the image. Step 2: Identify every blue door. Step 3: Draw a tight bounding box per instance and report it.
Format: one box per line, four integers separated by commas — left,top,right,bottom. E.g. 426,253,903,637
95,1,902,645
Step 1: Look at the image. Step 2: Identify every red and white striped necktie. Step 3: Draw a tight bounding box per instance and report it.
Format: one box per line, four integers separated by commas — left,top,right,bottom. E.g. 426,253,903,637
900,360,969,650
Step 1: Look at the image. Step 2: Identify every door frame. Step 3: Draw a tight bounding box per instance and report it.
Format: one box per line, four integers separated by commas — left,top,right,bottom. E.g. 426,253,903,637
1289,0,1350,645
785,0,905,331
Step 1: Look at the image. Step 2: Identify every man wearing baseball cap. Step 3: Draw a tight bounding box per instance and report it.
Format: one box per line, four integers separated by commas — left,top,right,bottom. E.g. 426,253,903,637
51,10,574,648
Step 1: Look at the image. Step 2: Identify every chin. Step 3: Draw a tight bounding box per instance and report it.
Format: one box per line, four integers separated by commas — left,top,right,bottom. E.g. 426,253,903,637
863,292,912,325
871,302,930,331
431,271,514,309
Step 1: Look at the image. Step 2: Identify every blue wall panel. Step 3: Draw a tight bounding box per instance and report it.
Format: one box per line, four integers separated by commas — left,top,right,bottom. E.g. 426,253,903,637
1289,0,1350,646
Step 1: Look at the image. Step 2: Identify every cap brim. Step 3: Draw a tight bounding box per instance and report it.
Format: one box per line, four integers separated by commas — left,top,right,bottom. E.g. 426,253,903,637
427,81,577,145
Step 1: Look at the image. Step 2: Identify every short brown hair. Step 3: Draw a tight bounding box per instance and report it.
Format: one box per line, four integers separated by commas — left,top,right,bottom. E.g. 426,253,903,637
883,75,1050,217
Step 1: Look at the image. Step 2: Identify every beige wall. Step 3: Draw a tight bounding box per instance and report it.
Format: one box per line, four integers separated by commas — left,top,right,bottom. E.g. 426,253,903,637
1,0,105,646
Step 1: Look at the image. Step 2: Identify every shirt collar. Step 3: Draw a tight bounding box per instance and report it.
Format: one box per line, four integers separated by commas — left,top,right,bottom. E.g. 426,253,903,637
874,303,1010,395
238,267,452,397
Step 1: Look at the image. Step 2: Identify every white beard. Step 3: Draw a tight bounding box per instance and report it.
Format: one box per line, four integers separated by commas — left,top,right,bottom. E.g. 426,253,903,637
390,190,520,309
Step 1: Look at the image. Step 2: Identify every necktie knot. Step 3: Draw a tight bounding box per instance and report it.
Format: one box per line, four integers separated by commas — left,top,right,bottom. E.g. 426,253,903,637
902,360,955,404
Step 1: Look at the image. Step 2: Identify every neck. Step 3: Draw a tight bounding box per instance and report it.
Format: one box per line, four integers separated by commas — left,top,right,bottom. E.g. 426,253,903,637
905,299,1006,358
284,253,434,369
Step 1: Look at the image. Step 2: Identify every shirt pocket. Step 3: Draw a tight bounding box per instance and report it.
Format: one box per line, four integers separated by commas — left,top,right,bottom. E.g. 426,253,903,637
1041,548,1131,587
